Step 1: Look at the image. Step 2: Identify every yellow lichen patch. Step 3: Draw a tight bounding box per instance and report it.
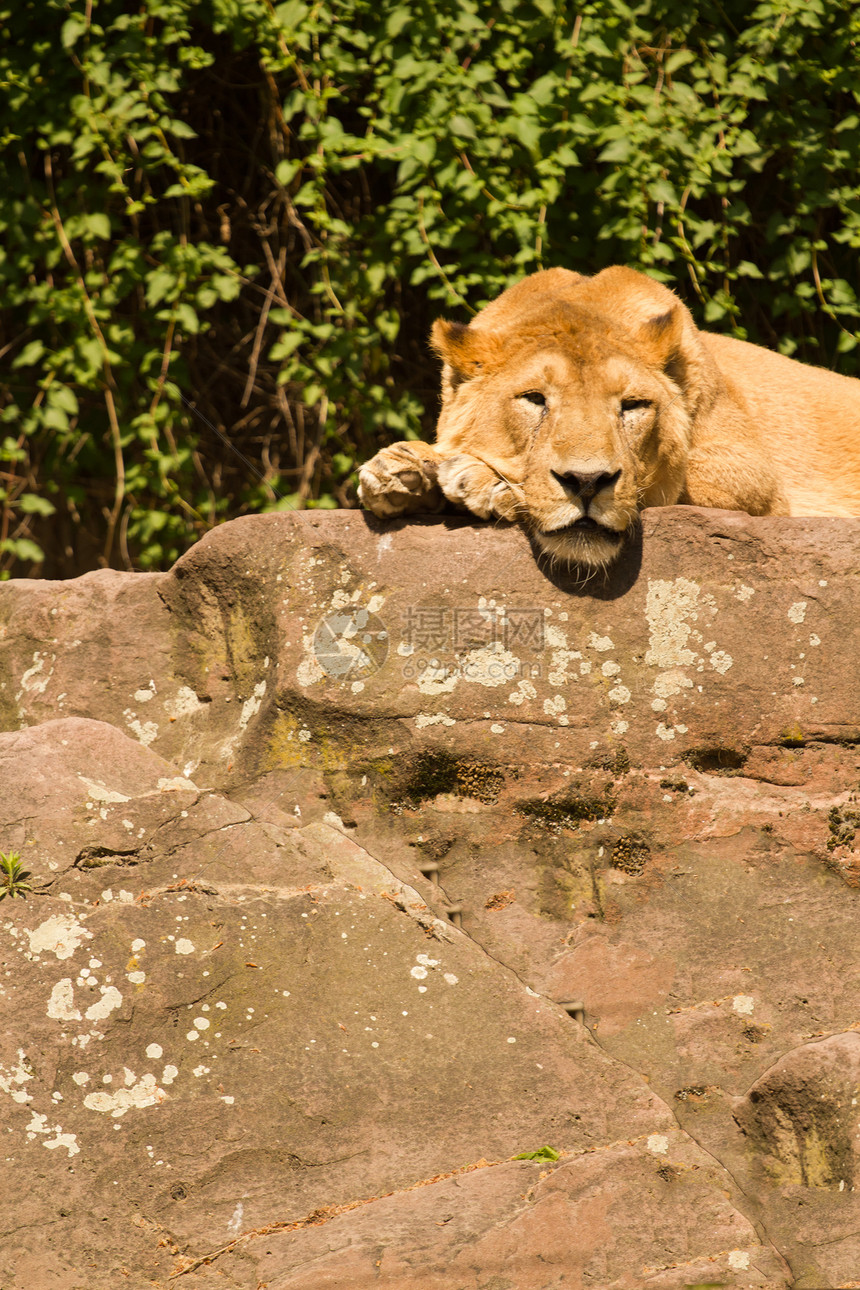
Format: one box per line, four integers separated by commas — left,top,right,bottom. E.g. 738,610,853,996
779,723,805,747
266,712,313,770
224,606,264,690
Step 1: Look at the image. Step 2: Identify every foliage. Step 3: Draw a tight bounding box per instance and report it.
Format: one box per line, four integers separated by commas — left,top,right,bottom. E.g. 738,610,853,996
2,0,860,576
0,850,33,900
513,1145,561,1161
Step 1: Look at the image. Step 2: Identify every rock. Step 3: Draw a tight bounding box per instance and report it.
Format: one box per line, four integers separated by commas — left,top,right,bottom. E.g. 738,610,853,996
0,505,859,1286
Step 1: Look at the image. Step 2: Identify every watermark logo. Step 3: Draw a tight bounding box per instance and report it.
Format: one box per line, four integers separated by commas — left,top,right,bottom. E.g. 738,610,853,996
311,603,545,683
402,606,544,652
400,605,544,683
312,608,389,679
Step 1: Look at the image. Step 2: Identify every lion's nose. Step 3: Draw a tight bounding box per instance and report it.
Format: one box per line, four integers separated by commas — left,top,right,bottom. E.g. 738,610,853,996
551,468,621,502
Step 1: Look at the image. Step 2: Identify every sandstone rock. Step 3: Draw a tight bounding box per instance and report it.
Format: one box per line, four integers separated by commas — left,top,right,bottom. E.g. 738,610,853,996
1,505,859,1287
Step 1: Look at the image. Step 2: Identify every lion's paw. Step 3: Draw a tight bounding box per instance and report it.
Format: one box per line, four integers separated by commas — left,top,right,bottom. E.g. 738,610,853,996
437,455,520,521
358,443,444,518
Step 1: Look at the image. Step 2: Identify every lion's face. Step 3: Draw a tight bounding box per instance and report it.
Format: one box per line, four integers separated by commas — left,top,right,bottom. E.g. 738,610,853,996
431,298,696,569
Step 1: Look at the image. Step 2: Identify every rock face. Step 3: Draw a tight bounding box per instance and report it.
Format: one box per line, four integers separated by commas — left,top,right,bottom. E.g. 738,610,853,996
1,506,859,1289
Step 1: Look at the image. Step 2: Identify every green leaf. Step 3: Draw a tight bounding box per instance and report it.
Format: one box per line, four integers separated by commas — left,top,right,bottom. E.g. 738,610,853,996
276,158,302,185
598,138,632,164
449,114,477,140
12,341,45,369
17,493,56,516
61,14,88,48
87,212,111,240
514,1146,560,1162
0,538,45,563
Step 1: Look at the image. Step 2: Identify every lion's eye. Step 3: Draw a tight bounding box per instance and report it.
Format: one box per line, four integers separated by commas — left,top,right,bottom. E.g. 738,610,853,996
518,391,546,407
620,398,653,414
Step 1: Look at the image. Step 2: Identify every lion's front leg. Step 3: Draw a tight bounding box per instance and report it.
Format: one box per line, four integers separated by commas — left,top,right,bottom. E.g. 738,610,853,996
357,441,445,517
437,454,522,521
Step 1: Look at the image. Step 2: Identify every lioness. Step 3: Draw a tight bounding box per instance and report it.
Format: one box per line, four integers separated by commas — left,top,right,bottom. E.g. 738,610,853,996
358,266,860,568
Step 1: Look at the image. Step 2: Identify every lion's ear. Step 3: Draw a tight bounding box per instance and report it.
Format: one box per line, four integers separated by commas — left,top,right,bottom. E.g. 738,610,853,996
431,319,480,376
638,305,686,369
430,318,503,390
638,304,708,411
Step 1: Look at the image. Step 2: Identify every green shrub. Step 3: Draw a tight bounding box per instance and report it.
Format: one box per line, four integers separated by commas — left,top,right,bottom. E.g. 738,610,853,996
2,0,859,576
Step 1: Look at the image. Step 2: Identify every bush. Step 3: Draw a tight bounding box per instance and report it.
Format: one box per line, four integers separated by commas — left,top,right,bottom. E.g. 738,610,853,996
2,0,859,576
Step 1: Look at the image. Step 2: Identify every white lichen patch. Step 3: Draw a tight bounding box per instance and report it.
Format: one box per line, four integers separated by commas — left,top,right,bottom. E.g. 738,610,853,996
83,1073,166,1117
0,1052,34,1104
508,678,537,706
608,685,631,705
77,777,131,805
416,663,458,696
460,643,521,688
47,979,82,1022
587,633,614,652
787,601,807,624
44,1129,80,1157
653,670,693,700
601,660,621,677
735,584,755,602
728,1251,751,1270
415,713,456,728
239,680,267,732
123,709,158,747
163,685,206,720
17,650,55,700
297,629,326,687
732,995,755,1015
645,578,702,668
656,724,676,742
175,938,195,956
646,1134,669,1155
155,774,196,793
709,650,733,674
26,1110,80,1157
28,914,92,961
85,985,123,1022
544,624,584,687
544,696,566,717
26,1110,48,1137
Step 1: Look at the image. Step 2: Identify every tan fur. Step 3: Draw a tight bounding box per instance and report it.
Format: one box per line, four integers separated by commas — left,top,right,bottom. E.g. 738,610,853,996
358,266,860,567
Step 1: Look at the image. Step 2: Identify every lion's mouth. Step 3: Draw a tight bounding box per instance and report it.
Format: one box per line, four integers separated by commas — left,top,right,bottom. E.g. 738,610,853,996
543,517,624,543
531,514,628,568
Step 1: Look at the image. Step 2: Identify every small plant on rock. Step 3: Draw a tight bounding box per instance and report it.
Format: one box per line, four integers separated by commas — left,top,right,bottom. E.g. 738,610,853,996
0,850,32,900
513,1145,560,1162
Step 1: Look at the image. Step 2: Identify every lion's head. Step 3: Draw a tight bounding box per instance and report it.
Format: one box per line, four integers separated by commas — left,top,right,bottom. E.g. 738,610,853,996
430,267,714,569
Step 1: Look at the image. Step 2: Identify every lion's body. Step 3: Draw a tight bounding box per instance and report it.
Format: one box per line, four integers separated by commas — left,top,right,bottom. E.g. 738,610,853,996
358,266,860,566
